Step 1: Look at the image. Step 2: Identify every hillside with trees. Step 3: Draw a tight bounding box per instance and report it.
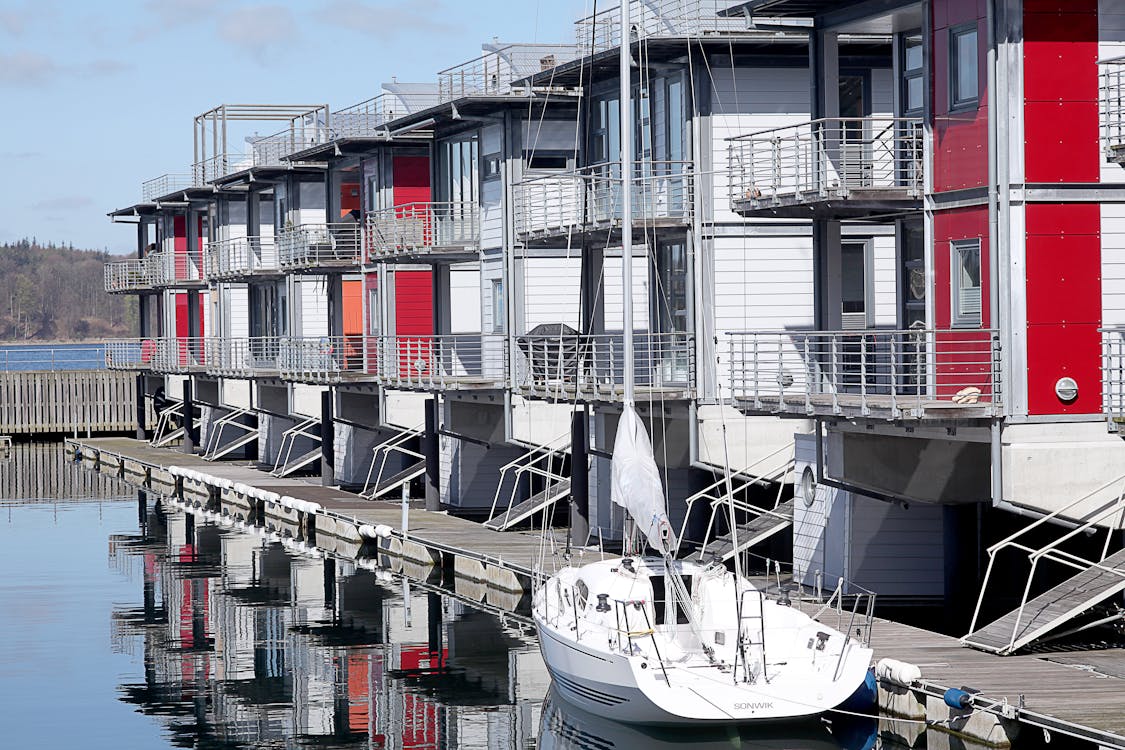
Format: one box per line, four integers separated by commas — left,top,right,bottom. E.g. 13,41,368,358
0,239,138,341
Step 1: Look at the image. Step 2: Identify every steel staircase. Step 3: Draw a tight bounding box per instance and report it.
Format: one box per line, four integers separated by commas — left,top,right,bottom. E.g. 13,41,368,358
271,416,321,478
681,443,796,561
202,407,258,461
360,426,424,500
485,436,573,531
151,399,189,448
963,475,1125,654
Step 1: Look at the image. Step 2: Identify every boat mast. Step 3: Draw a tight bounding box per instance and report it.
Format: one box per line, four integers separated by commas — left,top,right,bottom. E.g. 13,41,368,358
619,0,635,407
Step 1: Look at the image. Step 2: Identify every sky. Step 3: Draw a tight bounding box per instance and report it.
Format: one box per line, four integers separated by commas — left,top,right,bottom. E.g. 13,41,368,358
0,0,588,254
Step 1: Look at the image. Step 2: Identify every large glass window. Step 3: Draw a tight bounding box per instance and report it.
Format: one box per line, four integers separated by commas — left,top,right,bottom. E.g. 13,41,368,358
951,239,982,327
902,34,924,115
950,24,979,110
841,241,870,329
901,220,926,328
437,136,478,204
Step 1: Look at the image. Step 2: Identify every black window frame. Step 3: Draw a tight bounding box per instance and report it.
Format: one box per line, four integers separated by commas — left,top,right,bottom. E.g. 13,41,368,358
949,23,980,111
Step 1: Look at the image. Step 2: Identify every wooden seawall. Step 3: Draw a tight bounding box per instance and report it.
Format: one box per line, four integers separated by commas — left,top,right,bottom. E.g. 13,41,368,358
0,370,143,435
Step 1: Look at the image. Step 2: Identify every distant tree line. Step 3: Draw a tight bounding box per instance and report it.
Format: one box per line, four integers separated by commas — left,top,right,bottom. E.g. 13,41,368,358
0,238,138,341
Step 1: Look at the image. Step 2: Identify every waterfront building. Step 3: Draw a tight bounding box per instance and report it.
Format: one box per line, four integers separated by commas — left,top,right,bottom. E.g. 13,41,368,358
106,0,1125,648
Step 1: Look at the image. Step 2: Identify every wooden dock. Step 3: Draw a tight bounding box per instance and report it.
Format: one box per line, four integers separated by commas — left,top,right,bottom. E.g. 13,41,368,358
64,435,1125,749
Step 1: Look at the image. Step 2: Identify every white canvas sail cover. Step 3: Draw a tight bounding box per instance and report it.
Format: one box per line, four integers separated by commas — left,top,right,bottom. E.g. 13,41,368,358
611,404,677,555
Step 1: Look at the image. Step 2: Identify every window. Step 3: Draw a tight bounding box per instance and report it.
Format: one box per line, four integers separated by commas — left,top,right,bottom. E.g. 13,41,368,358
483,153,502,180
950,24,979,109
523,152,570,171
367,288,380,335
902,34,924,114
491,278,505,333
951,239,982,327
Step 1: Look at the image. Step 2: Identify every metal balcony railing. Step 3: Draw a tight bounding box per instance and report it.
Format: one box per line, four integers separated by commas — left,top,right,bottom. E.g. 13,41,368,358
1103,328,1125,431
141,173,196,201
150,249,204,286
206,337,282,378
104,257,160,293
204,236,280,280
104,337,208,374
371,334,509,390
726,329,1003,420
574,0,749,56
437,44,578,102
512,331,694,401
278,336,369,384
277,222,363,270
193,154,250,184
514,161,693,239
1102,58,1125,162
365,202,480,261
728,118,924,212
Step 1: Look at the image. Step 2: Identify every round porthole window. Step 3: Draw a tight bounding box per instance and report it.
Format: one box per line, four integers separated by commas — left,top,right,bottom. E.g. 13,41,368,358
800,466,817,507
1055,377,1078,403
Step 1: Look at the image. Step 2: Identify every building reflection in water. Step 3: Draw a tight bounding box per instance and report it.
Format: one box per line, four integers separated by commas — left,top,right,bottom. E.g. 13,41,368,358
108,493,548,749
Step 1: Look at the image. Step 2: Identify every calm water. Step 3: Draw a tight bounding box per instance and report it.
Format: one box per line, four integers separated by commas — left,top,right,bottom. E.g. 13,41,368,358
0,444,1052,749
0,342,107,371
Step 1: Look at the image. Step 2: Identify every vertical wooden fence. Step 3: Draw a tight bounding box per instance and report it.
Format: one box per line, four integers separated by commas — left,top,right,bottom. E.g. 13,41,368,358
0,371,148,435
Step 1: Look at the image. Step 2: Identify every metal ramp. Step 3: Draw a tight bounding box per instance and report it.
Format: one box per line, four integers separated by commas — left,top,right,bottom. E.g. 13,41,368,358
963,475,1125,655
151,399,190,448
679,443,795,561
203,407,258,461
360,426,424,499
486,478,572,531
700,499,796,561
271,416,321,478
485,435,572,531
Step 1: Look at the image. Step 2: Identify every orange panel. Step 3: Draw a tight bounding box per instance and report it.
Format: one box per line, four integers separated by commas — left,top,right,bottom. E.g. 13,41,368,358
343,279,363,336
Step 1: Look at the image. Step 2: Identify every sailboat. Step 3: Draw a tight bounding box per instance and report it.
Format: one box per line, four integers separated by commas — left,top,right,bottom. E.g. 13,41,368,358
529,0,874,726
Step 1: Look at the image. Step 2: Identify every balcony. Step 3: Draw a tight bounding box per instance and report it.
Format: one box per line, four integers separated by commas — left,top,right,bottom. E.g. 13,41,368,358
1102,59,1125,163
728,118,923,219
104,337,208,374
725,329,1002,420
150,249,205,287
512,330,695,402
277,223,363,271
513,161,693,243
437,44,578,102
574,0,750,56
365,202,480,262
276,335,509,390
141,173,196,202
204,236,280,280
206,337,282,378
105,257,160,294
327,91,441,140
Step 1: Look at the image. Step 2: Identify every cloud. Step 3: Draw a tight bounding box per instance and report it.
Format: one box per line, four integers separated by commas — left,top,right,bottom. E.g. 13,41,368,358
217,5,299,62
0,2,42,36
317,0,453,38
31,196,94,213
0,52,131,88
143,0,224,26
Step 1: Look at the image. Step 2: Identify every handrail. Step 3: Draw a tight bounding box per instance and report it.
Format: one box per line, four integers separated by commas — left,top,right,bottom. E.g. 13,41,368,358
487,432,570,521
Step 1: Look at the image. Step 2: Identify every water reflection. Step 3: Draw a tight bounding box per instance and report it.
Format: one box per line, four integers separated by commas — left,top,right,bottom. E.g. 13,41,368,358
109,494,546,748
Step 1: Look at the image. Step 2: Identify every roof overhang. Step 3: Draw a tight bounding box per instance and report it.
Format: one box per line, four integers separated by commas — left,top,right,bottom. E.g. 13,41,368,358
721,0,921,31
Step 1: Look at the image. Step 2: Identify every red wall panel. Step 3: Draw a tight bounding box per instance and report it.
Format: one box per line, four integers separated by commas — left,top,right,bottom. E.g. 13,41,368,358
392,156,430,207
394,270,433,337
933,206,990,329
1023,0,1099,184
1025,202,1102,415
931,2,989,193
175,292,189,339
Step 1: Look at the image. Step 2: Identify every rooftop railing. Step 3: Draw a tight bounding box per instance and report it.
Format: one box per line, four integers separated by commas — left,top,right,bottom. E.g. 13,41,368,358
437,44,578,102
277,222,363,270
726,328,1002,420
512,331,694,401
514,161,693,239
141,173,196,201
1102,59,1125,163
250,123,328,168
206,337,282,378
204,236,280,280
574,0,750,55
104,337,208,374
365,202,480,261
728,118,924,213
328,92,442,139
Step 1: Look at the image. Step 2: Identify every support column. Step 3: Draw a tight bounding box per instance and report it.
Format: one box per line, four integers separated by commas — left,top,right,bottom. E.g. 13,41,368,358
135,373,147,440
320,389,335,487
182,379,195,454
423,397,440,511
569,409,590,546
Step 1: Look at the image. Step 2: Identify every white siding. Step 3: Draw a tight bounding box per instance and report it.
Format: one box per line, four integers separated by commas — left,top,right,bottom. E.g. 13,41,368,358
481,255,504,334
292,384,325,418
223,379,252,409
522,257,582,330
710,66,812,223
871,234,898,326
450,267,482,333
226,284,249,338
1101,0,1125,184
602,254,650,332
480,177,503,251
1103,203,1125,325
297,276,329,337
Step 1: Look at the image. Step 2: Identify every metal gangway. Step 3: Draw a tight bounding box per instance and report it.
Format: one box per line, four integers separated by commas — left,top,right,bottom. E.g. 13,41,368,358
202,407,258,461
680,443,796,561
271,416,321,478
360,426,425,500
485,435,574,531
150,399,196,448
963,475,1125,654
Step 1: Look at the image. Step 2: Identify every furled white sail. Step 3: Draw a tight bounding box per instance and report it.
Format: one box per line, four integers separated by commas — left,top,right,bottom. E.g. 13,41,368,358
611,403,677,555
